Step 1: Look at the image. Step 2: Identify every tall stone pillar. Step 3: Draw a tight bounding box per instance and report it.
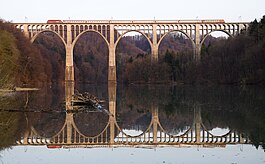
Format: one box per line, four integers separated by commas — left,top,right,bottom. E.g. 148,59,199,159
23,24,29,38
108,82,116,144
65,24,74,82
108,24,116,82
194,24,201,61
152,24,158,62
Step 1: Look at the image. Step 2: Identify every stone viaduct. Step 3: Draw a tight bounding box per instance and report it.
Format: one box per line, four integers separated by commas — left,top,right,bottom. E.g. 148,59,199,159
13,20,249,82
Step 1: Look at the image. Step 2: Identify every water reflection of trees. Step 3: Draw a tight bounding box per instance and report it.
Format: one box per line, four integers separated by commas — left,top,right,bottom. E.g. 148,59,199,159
195,86,265,150
116,85,158,133
0,93,26,150
117,85,265,149
75,83,108,101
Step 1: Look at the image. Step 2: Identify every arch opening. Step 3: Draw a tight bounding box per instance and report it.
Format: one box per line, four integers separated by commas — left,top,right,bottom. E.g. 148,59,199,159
200,30,231,58
158,31,194,82
115,31,152,83
73,31,109,84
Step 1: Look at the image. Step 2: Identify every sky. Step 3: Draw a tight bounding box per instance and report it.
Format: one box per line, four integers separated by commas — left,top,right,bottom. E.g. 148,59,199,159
0,0,264,23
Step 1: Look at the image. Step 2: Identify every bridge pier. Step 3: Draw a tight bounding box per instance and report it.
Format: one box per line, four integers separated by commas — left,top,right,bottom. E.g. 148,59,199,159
152,24,159,62
151,45,159,62
108,24,117,82
194,24,201,61
65,24,74,82
23,24,29,38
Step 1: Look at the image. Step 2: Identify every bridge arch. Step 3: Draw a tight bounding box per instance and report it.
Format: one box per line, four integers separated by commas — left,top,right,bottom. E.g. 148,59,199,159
71,30,109,83
114,30,152,50
200,29,232,46
30,30,66,48
72,29,110,48
157,29,196,50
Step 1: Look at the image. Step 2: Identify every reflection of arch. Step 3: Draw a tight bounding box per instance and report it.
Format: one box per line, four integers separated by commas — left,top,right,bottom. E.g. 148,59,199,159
32,115,66,138
30,30,66,48
73,112,109,137
23,112,111,143
18,110,248,145
72,121,110,138
114,120,153,138
20,113,67,144
157,30,195,50
201,124,233,138
115,30,152,51
45,121,67,142
113,108,244,144
72,30,110,49
200,30,232,45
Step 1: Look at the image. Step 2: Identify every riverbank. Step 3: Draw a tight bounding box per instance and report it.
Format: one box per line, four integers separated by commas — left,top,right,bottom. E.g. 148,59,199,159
0,87,39,92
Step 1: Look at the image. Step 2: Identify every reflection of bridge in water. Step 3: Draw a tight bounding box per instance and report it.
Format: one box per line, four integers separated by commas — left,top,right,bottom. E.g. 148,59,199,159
17,83,249,148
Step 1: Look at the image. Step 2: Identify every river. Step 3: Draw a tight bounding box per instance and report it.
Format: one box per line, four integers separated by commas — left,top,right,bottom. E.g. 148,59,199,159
0,83,264,163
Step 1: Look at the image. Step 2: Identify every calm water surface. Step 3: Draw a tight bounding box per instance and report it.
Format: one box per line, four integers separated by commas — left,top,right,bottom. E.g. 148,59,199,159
0,84,264,164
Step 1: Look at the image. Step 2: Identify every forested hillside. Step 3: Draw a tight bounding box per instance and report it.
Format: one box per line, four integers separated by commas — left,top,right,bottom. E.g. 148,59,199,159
119,16,265,84
0,20,55,88
196,16,265,84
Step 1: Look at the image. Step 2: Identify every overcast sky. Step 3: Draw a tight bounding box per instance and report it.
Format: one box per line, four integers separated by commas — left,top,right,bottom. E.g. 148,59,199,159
0,0,264,23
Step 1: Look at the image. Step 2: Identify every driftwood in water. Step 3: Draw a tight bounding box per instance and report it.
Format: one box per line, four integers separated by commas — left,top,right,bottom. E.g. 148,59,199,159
71,92,113,116
72,92,105,110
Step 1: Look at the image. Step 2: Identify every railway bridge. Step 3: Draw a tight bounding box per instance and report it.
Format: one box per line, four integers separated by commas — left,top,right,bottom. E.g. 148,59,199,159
13,20,249,82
